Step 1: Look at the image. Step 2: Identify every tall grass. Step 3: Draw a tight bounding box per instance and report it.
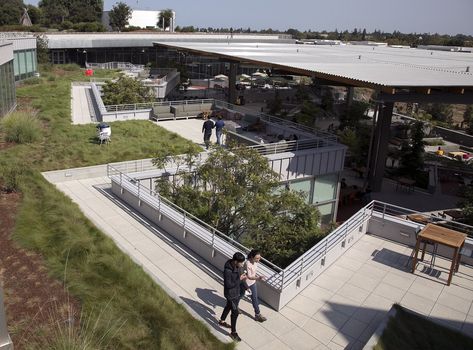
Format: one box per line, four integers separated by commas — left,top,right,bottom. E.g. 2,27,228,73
0,110,42,144
1,65,233,349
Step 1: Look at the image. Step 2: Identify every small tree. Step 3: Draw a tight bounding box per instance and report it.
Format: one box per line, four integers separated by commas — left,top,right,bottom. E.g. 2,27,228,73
463,105,473,132
158,9,173,30
109,1,131,32
152,145,323,267
399,121,425,178
101,76,154,105
458,187,473,226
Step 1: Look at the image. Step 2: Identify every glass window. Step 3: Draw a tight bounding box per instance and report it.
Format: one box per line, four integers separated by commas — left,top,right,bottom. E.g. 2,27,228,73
26,50,33,73
313,174,338,204
289,178,312,204
317,203,334,226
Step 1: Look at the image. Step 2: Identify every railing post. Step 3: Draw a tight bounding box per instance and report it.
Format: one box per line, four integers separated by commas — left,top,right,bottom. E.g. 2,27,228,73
300,257,304,276
382,202,386,220
280,270,285,290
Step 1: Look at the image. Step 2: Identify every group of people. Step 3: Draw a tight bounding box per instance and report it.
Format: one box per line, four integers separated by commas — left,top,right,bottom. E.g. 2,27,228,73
219,249,267,342
202,113,225,149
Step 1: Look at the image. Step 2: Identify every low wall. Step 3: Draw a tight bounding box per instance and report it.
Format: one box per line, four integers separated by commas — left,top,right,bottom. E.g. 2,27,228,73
101,109,152,122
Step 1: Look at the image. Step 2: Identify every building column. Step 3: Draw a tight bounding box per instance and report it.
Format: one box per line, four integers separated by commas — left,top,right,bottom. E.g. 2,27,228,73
228,62,238,104
368,102,394,192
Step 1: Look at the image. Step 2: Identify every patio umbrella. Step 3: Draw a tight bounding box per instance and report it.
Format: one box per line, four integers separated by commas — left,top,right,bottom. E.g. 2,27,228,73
214,74,228,80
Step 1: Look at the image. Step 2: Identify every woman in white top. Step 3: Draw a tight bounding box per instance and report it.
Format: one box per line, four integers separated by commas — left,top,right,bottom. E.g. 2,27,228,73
244,249,267,322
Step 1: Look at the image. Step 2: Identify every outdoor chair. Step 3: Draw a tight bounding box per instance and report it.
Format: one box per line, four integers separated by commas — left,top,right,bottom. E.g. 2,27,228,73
98,131,111,145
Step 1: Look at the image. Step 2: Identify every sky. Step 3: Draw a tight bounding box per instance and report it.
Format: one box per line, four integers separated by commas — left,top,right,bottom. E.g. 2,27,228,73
24,0,473,35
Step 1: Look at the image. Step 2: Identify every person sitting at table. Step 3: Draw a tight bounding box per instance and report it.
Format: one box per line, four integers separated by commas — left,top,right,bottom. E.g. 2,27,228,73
436,146,444,156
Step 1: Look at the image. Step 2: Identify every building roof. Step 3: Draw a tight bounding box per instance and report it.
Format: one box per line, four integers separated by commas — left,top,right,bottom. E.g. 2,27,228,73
45,33,292,49
153,41,473,92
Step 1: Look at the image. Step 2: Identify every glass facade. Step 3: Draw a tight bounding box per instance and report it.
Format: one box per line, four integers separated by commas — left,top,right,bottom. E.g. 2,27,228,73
282,173,339,225
13,49,37,81
0,60,16,117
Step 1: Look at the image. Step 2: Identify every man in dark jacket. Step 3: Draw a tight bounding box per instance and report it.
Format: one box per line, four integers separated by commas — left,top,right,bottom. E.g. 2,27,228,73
202,115,214,149
219,252,246,342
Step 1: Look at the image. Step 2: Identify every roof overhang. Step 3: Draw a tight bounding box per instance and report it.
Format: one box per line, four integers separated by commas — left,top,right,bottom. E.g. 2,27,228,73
154,41,473,103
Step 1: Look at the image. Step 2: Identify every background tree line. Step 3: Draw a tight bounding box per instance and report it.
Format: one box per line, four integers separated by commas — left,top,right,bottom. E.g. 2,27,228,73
0,0,104,31
1,0,472,47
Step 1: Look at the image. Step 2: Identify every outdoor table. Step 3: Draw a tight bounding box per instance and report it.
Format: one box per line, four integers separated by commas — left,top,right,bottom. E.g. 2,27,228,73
443,210,464,221
411,223,467,285
396,177,415,192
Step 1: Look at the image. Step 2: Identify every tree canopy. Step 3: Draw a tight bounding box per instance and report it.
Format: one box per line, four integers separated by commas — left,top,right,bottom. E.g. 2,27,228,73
158,9,173,30
38,0,103,26
108,1,132,32
0,0,24,26
153,145,323,267
101,76,154,105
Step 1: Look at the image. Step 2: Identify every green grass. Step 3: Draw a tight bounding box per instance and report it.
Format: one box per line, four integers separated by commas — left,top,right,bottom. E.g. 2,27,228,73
2,65,231,349
0,110,42,144
375,304,473,350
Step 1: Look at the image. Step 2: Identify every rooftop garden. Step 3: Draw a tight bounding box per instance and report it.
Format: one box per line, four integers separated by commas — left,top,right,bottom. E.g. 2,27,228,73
0,64,230,349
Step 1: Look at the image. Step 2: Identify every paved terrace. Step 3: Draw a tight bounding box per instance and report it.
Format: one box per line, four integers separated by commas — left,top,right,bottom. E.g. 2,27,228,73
48,175,473,350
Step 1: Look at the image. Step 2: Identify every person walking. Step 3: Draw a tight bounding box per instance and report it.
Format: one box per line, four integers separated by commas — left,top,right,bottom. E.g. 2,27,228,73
219,252,247,342
244,249,267,322
202,114,214,149
215,115,225,145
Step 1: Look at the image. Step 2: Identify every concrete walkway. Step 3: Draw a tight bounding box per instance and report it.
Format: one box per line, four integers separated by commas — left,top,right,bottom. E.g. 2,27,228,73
71,85,95,124
50,175,473,349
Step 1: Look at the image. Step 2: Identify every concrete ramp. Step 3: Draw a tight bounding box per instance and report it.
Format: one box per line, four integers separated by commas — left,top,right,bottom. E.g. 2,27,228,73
71,84,98,124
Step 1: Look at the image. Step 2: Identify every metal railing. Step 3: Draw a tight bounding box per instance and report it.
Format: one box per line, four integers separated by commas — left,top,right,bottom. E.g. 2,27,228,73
107,164,285,289
86,62,145,71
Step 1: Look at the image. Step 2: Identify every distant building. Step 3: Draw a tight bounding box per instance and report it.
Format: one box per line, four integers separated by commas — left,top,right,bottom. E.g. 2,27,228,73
0,33,38,81
102,9,175,32
0,41,16,117
417,45,472,53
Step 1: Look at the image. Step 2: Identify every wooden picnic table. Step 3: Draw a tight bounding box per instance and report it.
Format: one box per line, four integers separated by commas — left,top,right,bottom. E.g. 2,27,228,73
411,223,467,285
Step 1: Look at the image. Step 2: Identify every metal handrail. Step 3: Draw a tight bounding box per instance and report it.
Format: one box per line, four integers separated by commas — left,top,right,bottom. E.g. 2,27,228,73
107,165,284,276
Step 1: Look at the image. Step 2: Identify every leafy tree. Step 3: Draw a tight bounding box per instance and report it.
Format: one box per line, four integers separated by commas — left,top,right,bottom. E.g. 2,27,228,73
361,28,367,41
39,0,68,26
158,9,173,30
0,0,24,26
153,146,323,267
463,105,473,132
39,0,102,26
422,103,453,124
108,1,131,32
101,76,154,105
35,33,49,64
339,101,369,130
267,90,283,115
458,187,473,226
399,121,425,178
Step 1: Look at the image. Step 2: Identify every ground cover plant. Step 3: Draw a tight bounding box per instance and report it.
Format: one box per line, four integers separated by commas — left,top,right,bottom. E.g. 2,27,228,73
375,304,473,350
0,64,231,349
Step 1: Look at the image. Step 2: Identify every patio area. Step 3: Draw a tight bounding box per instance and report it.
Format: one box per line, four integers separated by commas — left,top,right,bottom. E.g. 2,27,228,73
48,174,473,350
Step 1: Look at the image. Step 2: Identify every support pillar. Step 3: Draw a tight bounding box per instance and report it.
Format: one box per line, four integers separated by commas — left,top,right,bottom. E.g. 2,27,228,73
228,62,238,104
369,102,394,192
346,86,354,108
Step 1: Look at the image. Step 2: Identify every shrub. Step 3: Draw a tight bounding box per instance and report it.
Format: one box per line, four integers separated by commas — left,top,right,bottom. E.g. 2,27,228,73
22,77,41,85
0,160,30,192
0,110,42,144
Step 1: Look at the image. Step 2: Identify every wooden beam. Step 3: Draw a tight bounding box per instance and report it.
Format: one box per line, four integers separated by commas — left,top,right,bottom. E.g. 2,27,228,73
413,87,431,95
446,87,465,95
